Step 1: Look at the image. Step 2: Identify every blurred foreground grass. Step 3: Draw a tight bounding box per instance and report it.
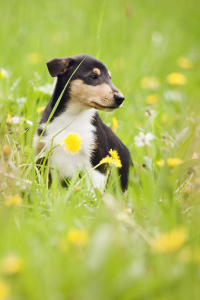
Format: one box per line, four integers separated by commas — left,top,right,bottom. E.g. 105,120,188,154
1,0,200,299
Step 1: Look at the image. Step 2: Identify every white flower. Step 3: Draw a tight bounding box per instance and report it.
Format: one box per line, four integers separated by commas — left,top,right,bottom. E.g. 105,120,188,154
134,132,155,147
0,68,10,78
164,90,182,102
12,117,19,124
26,120,33,126
34,83,54,95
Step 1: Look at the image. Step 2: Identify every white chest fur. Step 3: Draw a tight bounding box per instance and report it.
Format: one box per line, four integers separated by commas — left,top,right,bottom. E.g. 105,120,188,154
34,108,106,189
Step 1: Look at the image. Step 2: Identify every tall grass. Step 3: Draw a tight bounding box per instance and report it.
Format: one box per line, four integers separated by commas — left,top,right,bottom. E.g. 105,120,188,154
0,0,200,299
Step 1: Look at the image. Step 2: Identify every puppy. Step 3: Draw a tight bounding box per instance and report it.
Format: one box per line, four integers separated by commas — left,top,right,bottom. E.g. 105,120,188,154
34,54,131,191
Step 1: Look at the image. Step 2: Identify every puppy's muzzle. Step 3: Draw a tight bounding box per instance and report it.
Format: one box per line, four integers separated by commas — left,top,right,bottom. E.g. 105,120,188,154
114,93,125,106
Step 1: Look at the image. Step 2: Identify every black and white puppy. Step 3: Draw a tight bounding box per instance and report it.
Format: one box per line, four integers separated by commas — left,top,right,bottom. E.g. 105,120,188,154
34,54,131,191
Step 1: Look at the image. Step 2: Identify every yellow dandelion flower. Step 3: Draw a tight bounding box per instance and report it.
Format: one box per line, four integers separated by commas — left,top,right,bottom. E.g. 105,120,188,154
141,77,160,89
100,150,122,168
60,132,83,155
156,159,165,167
109,149,122,168
1,254,24,275
100,156,113,165
0,280,10,300
167,158,183,167
28,52,42,65
167,72,186,85
153,227,187,253
6,114,13,125
177,57,193,69
5,195,23,206
37,106,46,114
67,228,89,246
2,145,10,157
111,117,118,133
146,94,159,105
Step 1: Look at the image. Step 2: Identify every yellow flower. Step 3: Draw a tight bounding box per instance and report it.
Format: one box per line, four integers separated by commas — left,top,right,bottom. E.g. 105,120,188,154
177,57,193,69
111,117,118,133
146,94,159,105
28,52,42,65
6,114,13,125
60,132,83,154
67,229,89,246
156,159,165,167
167,72,186,85
1,254,24,275
100,149,122,168
0,68,9,79
5,195,23,206
167,158,183,167
2,145,10,157
0,280,10,300
141,77,160,89
37,106,46,114
153,227,187,253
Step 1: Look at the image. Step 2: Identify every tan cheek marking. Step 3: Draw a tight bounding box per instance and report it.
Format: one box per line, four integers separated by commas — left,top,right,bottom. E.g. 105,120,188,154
93,68,101,76
35,141,46,155
108,71,111,78
68,79,114,110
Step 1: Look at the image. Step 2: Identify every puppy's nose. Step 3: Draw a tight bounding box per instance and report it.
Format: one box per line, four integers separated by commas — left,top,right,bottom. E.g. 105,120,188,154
114,93,125,106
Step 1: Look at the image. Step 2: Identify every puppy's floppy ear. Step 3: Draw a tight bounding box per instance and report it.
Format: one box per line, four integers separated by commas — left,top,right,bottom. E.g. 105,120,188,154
46,57,75,77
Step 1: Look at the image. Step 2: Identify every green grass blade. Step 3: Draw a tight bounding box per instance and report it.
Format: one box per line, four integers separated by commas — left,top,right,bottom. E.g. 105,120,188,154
176,124,196,159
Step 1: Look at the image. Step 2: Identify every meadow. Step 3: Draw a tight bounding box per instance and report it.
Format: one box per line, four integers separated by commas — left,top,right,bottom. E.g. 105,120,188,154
1,0,200,299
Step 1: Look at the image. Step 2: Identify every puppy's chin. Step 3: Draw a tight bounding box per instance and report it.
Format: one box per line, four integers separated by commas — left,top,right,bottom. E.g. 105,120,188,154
90,101,118,111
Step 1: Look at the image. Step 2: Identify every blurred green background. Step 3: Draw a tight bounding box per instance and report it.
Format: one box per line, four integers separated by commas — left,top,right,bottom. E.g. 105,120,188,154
1,0,200,299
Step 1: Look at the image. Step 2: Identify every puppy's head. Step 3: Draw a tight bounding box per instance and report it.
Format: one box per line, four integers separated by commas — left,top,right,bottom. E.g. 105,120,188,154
46,54,125,111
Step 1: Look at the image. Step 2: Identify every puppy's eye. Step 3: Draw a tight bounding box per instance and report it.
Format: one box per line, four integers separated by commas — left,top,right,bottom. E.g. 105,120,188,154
90,74,98,80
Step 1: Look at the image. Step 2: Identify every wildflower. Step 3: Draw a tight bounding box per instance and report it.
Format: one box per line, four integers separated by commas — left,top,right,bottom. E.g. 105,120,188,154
153,227,187,253
0,279,10,300
1,254,24,275
111,117,118,132
2,145,10,157
28,52,42,65
67,228,89,246
146,94,159,105
61,132,83,154
177,57,193,69
12,116,19,124
26,120,33,126
134,132,155,147
167,72,186,85
0,68,9,79
37,106,46,114
100,149,122,168
156,159,165,167
192,152,199,159
35,83,54,95
167,158,183,167
100,156,113,165
5,195,23,206
164,90,182,101
6,114,13,125
141,76,160,89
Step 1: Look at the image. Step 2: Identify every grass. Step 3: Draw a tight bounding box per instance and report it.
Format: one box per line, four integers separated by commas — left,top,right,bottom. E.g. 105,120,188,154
1,0,200,299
